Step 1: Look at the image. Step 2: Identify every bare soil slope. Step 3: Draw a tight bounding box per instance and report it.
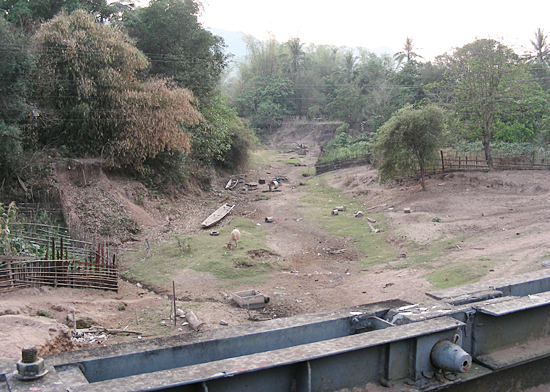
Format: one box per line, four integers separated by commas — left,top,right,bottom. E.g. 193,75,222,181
1,126,550,362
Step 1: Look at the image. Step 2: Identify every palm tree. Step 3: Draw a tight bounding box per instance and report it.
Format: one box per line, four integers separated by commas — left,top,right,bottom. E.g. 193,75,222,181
525,28,550,68
393,37,423,69
333,51,358,83
282,37,308,80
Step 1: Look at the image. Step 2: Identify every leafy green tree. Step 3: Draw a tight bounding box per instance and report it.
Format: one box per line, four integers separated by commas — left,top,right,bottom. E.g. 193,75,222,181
391,60,426,106
0,18,33,179
356,51,399,131
130,0,228,103
326,82,363,125
239,34,283,79
442,39,533,169
31,10,202,169
2,0,117,30
376,104,446,190
31,10,149,153
115,77,202,169
492,87,549,143
236,76,294,132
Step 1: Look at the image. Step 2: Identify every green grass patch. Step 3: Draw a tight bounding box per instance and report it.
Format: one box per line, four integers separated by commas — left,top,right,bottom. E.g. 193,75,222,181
426,259,497,290
299,175,396,266
248,150,276,167
276,158,304,165
297,167,315,177
120,217,280,289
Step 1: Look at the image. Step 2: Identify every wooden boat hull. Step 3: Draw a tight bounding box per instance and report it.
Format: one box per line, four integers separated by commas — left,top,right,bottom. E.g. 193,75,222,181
201,203,235,228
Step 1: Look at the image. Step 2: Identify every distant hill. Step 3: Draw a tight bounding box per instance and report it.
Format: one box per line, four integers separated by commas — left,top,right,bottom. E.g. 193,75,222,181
208,28,248,58
208,28,395,59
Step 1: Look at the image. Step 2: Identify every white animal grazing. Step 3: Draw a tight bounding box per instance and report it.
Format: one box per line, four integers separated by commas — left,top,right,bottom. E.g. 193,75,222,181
226,229,241,249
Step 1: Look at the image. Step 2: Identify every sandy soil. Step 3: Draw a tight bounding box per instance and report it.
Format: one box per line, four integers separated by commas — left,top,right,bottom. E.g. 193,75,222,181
1,127,550,387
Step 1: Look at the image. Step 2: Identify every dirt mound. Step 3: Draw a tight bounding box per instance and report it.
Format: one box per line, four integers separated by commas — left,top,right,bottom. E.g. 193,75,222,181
0,315,72,360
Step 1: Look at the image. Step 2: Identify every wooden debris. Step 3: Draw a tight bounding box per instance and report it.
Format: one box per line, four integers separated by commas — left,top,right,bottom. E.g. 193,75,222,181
331,209,339,215
404,207,411,213
145,238,151,259
81,326,142,335
335,205,347,211
327,249,347,255
185,309,206,332
366,203,387,211
368,222,380,233
366,217,377,223
265,216,274,223
353,211,363,217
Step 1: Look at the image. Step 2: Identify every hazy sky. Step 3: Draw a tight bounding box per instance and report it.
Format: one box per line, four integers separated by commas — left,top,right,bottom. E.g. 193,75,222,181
197,0,550,60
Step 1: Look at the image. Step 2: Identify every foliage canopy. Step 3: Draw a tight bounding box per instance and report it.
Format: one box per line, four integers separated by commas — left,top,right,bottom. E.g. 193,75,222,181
376,104,446,190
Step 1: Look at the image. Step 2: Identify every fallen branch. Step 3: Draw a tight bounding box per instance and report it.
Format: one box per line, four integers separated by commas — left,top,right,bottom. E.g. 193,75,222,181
366,203,387,211
327,249,347,255
83,326,142,335
366,217,377,223
185,309,206,332
368,222,380,233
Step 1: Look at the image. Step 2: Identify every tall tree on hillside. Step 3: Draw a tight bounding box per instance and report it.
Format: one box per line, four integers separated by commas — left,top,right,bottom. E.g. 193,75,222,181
333,51,358,83
282,37,308,80
129,0,228,103
393,37,423,69
443,39,533,169
376,105,446,190
1,0,117,30
0,18,33,179
240,34,282,79
526,28,550,68
524,28,550,91
31,10,202,168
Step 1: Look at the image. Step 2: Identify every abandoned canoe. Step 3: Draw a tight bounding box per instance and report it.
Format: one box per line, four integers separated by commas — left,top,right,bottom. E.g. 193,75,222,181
201,203,235,228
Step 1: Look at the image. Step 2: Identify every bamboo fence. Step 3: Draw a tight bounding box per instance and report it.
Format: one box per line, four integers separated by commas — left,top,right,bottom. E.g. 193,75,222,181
315,152,550,176
0,242,118,293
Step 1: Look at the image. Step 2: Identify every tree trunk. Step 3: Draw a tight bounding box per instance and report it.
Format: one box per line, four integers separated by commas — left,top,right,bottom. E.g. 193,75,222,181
482,118,494,170
185,309,206,332
419,166,426,191
483,134,493,170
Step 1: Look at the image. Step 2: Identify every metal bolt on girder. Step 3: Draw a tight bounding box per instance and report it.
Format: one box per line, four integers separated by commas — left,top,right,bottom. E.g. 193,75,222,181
13,345,48,380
